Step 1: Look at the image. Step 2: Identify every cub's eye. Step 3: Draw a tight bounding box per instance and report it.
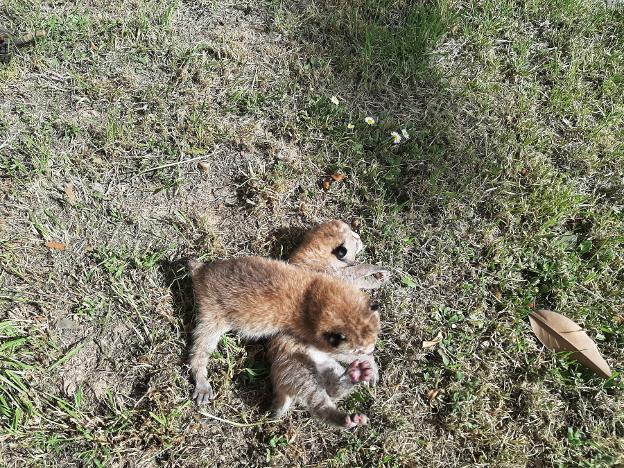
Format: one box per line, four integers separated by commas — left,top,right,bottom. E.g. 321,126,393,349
370,303,380,312
332,244,348,259
324,332,347,347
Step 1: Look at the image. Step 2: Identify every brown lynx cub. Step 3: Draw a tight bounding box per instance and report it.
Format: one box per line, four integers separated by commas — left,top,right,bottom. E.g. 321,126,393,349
268,220,390,428
289,220,391,289
187,256,381,405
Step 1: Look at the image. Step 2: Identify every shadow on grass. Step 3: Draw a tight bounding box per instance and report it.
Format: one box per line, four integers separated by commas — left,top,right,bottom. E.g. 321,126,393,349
273,0,508,443
159,258,196,351
158,257,274,410
304,0,450,88
266,224,310,260
277,0,502,227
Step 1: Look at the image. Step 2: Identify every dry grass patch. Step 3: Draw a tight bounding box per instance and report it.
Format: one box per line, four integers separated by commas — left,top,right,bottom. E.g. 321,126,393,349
1,0,623,466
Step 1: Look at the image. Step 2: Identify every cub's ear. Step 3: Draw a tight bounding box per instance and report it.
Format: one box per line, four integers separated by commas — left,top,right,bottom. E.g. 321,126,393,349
370,303,380,318
324,332,347,347
332,245,348,260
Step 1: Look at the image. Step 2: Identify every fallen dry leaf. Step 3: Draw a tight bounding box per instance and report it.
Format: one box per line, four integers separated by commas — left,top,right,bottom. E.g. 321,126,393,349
64,182,76,203
137,355,151,365
529,309,612,378
422,332,443,349
426,388,443,403
197,161,210,173
45,241,66,251
350,218,361,231
321,173,347,191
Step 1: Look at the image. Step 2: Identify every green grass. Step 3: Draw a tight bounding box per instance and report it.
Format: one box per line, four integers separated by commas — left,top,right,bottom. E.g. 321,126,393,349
0,321,34,431
1,0,623,465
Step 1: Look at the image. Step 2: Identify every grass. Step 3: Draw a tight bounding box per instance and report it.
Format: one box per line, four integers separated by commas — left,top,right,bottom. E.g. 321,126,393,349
1,0,623,465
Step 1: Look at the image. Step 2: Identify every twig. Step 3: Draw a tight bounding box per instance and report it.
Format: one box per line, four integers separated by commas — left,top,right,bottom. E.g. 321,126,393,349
199,411,278,428
0,133,18,151
134,155,208,176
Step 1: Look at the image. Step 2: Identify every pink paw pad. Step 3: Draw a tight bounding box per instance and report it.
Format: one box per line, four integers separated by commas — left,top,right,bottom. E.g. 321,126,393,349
343,413,368,428
347,360,373,383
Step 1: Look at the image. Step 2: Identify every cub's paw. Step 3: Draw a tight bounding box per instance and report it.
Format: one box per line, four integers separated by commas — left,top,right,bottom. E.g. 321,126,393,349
371,269,392,281
354,268,392,290
346,360,373,384
271,396,292,419
364,358,379,386
343,413,368,428
193,382,214,405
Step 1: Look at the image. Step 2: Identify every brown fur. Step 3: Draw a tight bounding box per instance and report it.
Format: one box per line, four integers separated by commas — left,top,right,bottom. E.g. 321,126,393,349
289,219,362,273
188,256,380,404
268,220,390,428
269,334,376,428
289,220,391,289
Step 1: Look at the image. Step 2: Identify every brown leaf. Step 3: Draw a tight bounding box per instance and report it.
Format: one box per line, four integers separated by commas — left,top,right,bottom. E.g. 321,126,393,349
529,309,612,378
137,355,151,364
197,161,210,173
422,332,443,349
426,388,443,403
330,173,347,182
321,176,333,191
45,241,66,251
64,182,76,203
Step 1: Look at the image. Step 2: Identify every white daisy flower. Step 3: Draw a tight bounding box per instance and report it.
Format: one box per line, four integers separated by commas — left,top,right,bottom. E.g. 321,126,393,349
364,116,375,125
330,96,340,105
401,128,410,140
391,131,402,144
347,123,355,129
